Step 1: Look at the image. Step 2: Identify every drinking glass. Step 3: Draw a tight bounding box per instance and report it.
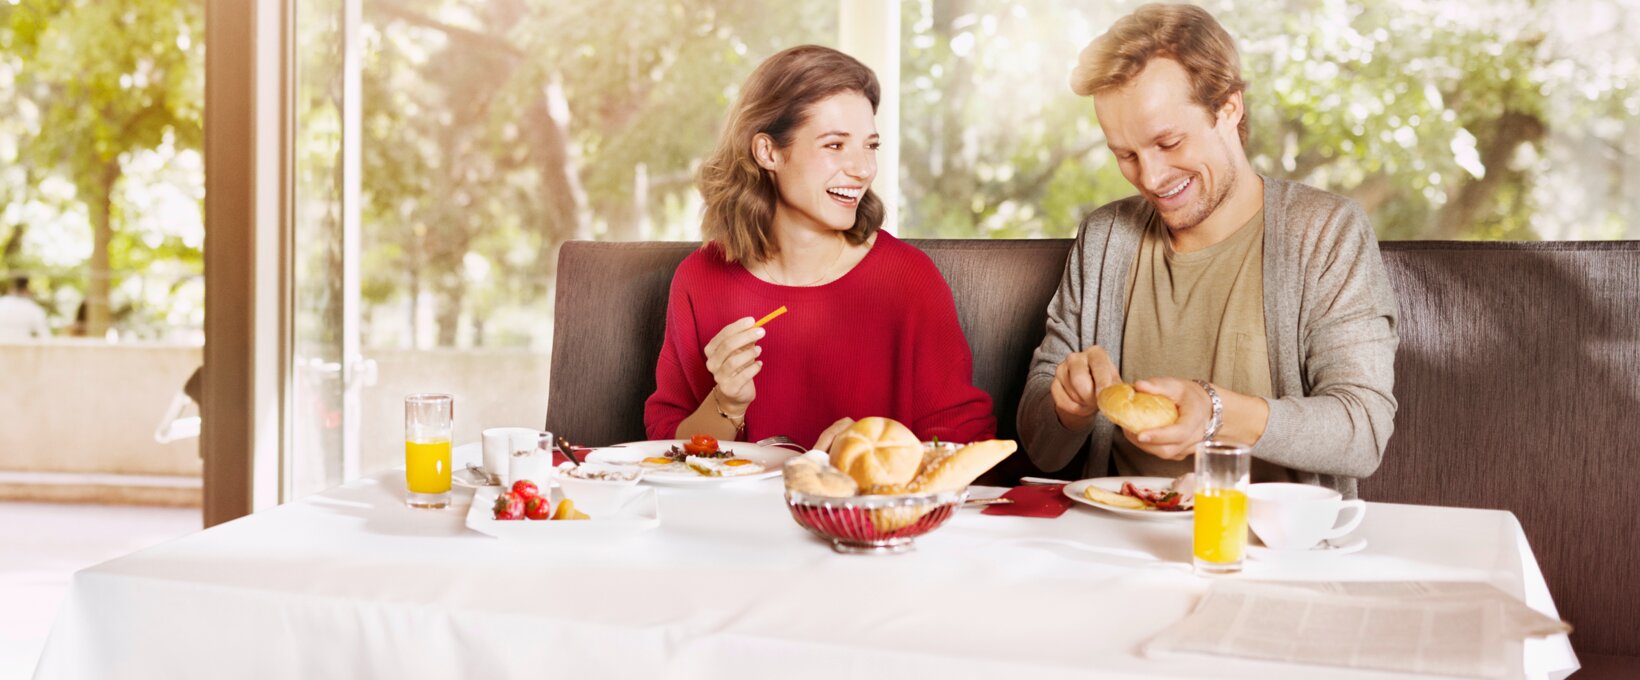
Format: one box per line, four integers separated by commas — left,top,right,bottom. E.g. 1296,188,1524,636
1193,439,1251,574
404,393,454,508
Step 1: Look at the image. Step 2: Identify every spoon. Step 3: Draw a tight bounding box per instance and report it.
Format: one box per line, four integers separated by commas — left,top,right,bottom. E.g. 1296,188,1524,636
556,436,584,467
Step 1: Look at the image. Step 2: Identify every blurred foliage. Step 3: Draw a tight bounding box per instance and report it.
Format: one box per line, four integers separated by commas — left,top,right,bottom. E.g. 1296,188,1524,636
899,0,1640,241
4,0,1637,347
0,0,203,338
353,0,835,347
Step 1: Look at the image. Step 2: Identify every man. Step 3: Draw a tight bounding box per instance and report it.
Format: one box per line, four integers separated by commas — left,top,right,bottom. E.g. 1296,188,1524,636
1017,4,1398,497
0,275,51,341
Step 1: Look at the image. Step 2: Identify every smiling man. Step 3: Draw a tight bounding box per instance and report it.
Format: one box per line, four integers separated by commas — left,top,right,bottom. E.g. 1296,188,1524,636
1017,4,1399,497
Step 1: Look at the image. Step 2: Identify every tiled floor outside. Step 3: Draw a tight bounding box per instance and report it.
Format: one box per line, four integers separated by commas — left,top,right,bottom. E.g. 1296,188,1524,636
0,502,199,680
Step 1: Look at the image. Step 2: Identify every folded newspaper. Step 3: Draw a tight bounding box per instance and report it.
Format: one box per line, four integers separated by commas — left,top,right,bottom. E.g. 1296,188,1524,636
1145,581,1570,678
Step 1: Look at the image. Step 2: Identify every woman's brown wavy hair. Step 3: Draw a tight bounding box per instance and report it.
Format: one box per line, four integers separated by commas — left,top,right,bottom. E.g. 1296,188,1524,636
697,45,884,264
1071,3,1249,148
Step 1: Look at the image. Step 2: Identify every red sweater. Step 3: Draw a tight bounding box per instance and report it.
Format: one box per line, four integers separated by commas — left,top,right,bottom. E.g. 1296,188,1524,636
644,232,996,447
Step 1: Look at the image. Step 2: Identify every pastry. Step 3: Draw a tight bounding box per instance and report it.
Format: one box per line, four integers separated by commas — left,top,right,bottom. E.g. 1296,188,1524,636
782,457,859,497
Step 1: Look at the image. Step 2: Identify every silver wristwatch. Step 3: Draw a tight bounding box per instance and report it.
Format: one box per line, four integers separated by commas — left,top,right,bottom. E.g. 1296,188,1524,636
1194,379,1223,442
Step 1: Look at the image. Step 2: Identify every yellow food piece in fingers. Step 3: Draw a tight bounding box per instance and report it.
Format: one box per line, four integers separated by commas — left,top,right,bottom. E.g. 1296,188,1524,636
753,305,788,328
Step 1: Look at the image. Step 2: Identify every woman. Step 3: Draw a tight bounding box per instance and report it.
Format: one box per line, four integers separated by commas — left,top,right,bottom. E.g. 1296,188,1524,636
644,45,995,450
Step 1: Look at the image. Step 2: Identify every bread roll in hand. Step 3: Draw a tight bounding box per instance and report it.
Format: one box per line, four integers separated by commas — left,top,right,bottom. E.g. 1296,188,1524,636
1096,383,1179,432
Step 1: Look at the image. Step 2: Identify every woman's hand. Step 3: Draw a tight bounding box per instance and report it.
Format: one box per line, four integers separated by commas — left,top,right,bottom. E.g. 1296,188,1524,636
703,317,766,412
812,417,856,454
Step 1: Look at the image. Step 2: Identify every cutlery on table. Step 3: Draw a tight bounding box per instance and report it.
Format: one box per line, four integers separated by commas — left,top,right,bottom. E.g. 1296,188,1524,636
463,463,499,486
1020,476,1072,486
962,497,1015,508
555,436,584,467
755,435,809,452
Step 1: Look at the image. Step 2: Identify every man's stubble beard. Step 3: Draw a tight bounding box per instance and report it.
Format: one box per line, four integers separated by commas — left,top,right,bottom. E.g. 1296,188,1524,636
1156,137,1239,232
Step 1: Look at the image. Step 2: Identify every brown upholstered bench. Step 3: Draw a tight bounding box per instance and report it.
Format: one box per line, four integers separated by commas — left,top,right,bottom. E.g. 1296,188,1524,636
545,238,1640,674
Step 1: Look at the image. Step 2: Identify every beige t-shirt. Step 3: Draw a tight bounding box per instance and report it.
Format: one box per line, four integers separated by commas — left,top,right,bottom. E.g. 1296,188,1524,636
1114,209,1291,482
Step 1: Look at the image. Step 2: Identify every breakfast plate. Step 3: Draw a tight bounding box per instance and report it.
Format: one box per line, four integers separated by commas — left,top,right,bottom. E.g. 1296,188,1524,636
465,485,659,539
583,439,797,485
1064,477,1194,520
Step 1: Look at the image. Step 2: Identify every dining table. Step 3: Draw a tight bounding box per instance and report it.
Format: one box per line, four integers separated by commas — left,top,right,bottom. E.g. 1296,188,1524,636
32,443,1578,679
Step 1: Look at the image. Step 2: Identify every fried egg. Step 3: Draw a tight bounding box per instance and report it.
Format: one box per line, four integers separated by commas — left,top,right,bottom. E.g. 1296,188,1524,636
685,455,765,477
640,456,689,474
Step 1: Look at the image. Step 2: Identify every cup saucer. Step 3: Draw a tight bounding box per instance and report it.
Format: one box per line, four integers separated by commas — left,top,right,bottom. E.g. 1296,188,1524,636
1247,535,1367,561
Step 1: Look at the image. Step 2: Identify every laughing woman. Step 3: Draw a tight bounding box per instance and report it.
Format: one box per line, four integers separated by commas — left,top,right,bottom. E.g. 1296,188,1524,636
644,45,995,451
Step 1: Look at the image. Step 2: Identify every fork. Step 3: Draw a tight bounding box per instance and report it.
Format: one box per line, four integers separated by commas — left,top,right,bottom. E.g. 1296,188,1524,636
755,435,809,452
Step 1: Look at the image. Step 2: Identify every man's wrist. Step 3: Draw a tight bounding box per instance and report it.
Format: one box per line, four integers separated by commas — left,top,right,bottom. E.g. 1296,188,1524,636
1193,379,1223,441
1055,407,1096,432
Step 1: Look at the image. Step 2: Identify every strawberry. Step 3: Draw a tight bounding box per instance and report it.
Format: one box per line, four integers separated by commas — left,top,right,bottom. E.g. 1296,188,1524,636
524,495,553,521
492,491,525,520
510,480,540,499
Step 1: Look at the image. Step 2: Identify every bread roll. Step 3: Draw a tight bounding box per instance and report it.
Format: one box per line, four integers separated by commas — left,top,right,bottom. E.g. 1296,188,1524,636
829,417,923,488
782,457,859,498
908,440,1017,494
1096,383,1179,432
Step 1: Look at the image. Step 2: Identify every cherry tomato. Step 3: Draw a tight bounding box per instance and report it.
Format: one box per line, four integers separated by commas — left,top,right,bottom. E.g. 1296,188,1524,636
524,495,553,520
510,480,540,499
492,491,525,520
683,433,719,455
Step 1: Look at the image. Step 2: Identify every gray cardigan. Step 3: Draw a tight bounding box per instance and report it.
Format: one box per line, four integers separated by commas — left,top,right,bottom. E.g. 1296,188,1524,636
1016,177,1400,498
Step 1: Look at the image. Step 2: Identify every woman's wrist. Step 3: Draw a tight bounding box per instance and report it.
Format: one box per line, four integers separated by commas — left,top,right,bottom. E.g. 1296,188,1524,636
711,389,748,436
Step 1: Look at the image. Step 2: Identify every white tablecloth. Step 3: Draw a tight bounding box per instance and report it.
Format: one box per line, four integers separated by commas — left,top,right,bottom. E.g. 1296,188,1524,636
34,449,1577,680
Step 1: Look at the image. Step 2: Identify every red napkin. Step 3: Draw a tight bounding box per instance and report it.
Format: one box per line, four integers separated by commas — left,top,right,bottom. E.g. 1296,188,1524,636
982,484,1075,518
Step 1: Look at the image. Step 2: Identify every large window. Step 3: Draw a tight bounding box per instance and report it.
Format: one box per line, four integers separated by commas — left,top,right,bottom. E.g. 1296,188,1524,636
295,0,840,489
898,0,1640,241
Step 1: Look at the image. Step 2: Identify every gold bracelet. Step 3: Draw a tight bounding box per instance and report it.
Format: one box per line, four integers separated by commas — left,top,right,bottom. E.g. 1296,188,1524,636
712,392,747,436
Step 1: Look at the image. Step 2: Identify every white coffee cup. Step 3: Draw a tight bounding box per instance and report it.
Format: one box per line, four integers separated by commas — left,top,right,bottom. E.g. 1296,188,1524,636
481,427,541,485
1246,483,1367,551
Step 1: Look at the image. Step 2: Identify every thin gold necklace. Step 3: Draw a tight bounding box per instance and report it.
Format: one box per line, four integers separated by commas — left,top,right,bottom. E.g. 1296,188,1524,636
764,238,845,287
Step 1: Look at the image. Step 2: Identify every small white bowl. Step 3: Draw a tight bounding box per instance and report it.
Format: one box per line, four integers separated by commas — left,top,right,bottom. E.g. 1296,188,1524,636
553,462,644,516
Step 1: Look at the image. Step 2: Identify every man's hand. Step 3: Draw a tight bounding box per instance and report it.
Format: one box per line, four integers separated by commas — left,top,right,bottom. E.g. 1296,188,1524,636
1122,377,1211,460
1050,346,1122,431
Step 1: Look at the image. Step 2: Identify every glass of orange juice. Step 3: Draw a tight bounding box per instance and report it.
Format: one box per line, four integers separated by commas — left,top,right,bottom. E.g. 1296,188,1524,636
404,393,454,508
1193,440,1250,574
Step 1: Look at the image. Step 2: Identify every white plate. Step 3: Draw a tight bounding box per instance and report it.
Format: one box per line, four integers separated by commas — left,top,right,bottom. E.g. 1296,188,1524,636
1064,477,1194,520
465,485,659,539
583,440,797,485
1248,535,1367,560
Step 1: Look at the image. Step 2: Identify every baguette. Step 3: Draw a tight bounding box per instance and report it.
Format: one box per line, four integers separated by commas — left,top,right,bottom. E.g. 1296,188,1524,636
908,439,1017,494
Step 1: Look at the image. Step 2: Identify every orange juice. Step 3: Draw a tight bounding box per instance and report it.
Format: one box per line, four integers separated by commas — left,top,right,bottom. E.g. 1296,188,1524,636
405,439,452,494
1193,488,1248,564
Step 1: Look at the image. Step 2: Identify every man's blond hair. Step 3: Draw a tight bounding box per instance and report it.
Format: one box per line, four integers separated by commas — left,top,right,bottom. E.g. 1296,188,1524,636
1071,3,1249,147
